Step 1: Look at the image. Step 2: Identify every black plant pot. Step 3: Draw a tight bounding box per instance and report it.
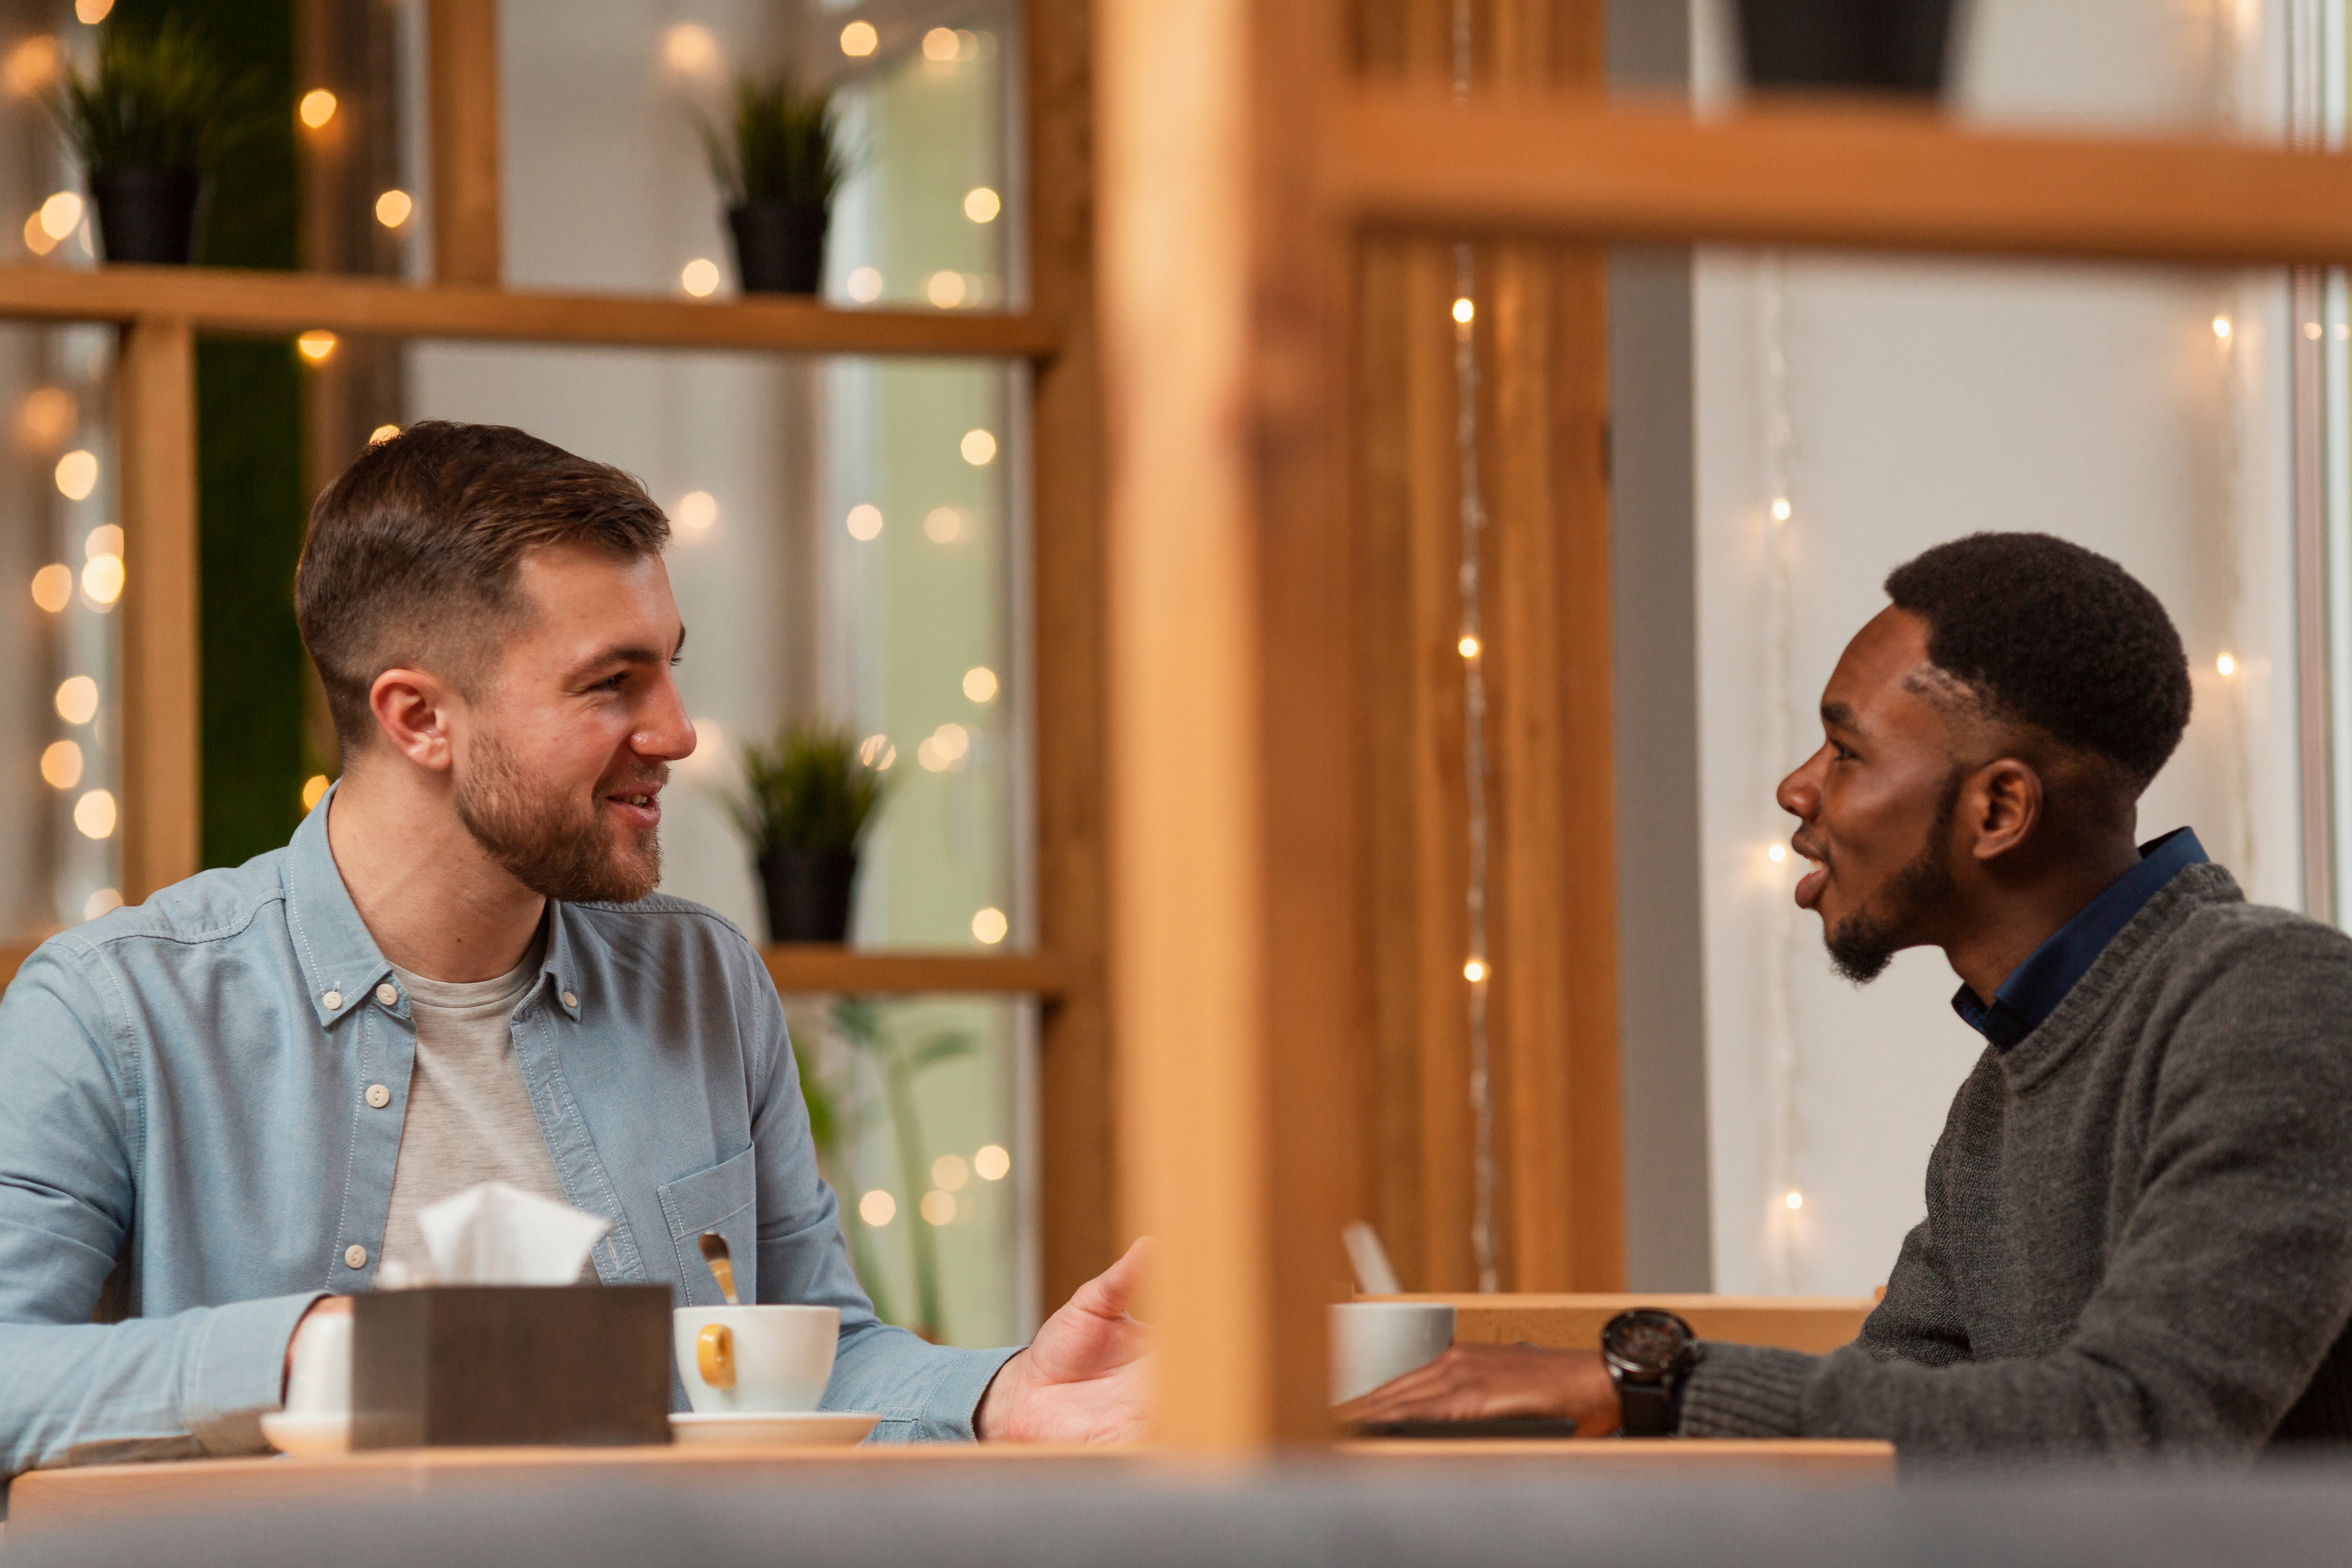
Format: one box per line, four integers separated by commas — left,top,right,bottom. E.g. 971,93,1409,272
727,200,830,295
88,168,206,265
1735,0,1958,96
757,849,859,944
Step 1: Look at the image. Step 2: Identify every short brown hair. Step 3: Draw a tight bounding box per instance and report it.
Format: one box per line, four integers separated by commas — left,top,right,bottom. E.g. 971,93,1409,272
296,421,670,757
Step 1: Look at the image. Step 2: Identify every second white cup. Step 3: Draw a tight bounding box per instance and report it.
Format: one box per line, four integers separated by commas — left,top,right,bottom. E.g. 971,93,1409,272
673,1304,840,1414
1329,1301,1456,1405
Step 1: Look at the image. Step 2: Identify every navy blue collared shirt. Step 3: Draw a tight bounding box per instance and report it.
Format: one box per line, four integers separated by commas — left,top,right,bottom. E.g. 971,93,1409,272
1951,827,2209,1051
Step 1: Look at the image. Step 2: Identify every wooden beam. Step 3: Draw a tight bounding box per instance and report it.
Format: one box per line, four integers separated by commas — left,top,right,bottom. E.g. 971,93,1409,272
758,947,1066,997
1327,91,2352,264
115,318,201,901
0,267,1058,359
427,0,502,286
1026,0,1117,1315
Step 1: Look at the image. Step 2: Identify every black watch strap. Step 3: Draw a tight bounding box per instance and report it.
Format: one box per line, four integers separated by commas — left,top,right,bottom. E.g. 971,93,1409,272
1616,1375,1675,1437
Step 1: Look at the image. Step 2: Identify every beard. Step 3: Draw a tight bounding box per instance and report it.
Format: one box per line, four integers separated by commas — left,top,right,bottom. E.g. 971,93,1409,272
1822,769,1962,985
454,730,664,904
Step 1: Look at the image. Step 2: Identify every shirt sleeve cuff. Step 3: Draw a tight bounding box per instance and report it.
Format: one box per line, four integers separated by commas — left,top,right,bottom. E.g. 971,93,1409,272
184,1292,326,1456
863,1345,1021,1445
1677,1341,1816,1439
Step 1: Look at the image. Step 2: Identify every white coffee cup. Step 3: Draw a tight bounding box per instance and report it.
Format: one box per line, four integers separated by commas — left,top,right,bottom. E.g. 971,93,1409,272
674,1305,840,1414
1329,1301,1455,1405
285,1305,354,1416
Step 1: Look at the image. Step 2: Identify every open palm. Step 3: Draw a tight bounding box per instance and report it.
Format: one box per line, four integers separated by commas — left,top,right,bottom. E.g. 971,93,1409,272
975,1238,1153,1442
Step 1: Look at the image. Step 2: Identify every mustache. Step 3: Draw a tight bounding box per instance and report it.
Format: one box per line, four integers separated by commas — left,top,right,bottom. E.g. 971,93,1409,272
598,762,670,795
1790,829,1827,865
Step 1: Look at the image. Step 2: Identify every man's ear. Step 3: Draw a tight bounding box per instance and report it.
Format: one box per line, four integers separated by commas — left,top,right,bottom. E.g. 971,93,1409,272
368,666,461,773
1965,757,2044,863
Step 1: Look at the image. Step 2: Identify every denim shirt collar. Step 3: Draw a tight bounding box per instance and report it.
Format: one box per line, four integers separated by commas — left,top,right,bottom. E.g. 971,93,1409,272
1951,826,2208,1051
281,785,586,1029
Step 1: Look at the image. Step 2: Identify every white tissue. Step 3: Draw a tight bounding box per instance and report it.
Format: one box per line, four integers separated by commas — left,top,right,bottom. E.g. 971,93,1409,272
414,1181,611,1285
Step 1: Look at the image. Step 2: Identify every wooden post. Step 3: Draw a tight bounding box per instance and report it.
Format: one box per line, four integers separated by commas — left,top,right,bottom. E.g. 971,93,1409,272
427,0,502,287
1100,0,1357,1448
116,317,201,901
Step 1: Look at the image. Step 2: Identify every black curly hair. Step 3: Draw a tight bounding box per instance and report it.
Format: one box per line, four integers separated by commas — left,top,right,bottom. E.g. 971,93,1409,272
1883,532,2192,791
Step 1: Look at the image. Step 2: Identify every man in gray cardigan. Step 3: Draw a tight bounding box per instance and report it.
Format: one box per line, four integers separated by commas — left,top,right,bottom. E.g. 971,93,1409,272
1342,532,2352,1457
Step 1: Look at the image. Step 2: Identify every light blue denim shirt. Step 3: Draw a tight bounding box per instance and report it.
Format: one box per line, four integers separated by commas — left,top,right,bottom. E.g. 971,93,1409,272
0,791,1014,1497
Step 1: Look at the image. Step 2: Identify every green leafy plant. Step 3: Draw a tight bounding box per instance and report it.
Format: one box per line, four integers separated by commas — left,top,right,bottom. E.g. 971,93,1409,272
828,999,975,1342
724,721,892,855
46,21,261,174
700,71,846,209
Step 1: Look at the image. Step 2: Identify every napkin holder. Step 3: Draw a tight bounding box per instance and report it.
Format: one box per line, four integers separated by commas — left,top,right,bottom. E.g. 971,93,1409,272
352,1284,672,1448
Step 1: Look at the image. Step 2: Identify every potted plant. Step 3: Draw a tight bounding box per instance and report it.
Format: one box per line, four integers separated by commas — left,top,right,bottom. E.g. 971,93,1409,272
725,722,891,943
47,20,257,265
1736,0,1959,96
701,71,846,295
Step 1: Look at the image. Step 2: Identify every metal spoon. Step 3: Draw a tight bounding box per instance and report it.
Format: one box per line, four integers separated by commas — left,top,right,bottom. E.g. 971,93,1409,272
697,1232,741,1305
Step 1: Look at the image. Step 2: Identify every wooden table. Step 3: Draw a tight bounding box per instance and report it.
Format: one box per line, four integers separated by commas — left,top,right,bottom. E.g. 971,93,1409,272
6,1438,1892,1538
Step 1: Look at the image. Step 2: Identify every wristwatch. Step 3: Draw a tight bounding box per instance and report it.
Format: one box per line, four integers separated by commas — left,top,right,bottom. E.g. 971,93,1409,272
1600,1308,1703,1437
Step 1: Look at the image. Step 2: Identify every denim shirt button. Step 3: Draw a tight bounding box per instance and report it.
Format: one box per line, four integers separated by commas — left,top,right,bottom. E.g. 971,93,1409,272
365,1083,390,1109
343,1243,368,1269
321,989,343,1011
375,983,398,1007
562,990,579,1009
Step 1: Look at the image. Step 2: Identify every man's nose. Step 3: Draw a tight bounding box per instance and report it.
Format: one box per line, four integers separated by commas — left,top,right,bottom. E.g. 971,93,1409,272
636,676,697,761
1777,751,1824,820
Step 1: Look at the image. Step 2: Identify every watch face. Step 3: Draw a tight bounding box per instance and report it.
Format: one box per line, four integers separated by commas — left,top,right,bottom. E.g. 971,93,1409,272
1602,1310,1694,1374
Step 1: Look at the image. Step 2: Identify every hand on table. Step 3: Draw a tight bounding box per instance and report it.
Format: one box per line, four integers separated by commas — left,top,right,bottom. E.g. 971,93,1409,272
1332,1343,1622,1437
974,1238,1153,1443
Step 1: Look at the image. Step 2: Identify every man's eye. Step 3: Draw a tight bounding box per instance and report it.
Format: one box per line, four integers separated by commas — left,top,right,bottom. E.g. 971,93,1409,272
594,673,628,693
1831,742,1858,762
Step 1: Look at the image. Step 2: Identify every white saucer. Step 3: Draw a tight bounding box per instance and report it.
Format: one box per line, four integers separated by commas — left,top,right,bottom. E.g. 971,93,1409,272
669,1411,880,1448
259,1411,353,1457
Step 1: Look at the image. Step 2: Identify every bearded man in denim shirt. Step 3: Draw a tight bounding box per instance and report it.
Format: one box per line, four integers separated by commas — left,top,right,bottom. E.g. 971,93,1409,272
0,421,1148,1499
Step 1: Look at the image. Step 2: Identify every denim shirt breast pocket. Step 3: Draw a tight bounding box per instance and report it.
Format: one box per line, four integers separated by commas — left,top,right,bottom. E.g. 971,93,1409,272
655,1145,757,1306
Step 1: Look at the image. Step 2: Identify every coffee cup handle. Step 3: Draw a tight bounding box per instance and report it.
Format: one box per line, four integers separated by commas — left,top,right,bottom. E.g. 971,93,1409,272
697,1322,736,1388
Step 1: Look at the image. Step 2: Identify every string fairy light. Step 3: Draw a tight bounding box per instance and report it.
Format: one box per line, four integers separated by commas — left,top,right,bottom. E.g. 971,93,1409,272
1760,253,1804,1291
1450,0,1499,1296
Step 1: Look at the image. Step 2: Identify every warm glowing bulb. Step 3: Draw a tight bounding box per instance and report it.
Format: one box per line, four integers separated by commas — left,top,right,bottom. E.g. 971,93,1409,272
31,564,72,613
82,887,122,921
2307,321,2325,341
681,258,721,298
39,190,82,241
920,1189,957,1225
3,37,62,100
858,734,896,770
1451,297,1474,325
673,490,718,537
85,524,122,560
297,331,338,362
926,270,967,308
971,906,1008,944
922,26,959,60
974,1144,1010,1181
374,188,412,227
18,386,76,448
662,23,719,74
81,553,124,606
960,429,997,466
924,506,963,543
839,20,878,56
23,212,58,257
74,787,116,840
75,0,113,20
963,187,1001,223
1463,957,1488,983
962,666,999,703
1771,497,1792,522
1458,634,1480,659
298,88,338,129
1767,843,1787,863
2216,653,2236,677
1785,1190,1804,1210
40,739,82,789
858,1189,895,1226
369,424,400,445
302,774,331,810
846,503,884,541
2213,316,2232,340
54,448,97,499
932,1154,970,1192
846,266,882,302
55,675,98,725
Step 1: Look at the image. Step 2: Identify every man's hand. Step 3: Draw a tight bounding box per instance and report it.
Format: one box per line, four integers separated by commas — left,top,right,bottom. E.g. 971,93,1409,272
974,1238,1152,1443
1332,1343,1621,1437
284,1295,352,1398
